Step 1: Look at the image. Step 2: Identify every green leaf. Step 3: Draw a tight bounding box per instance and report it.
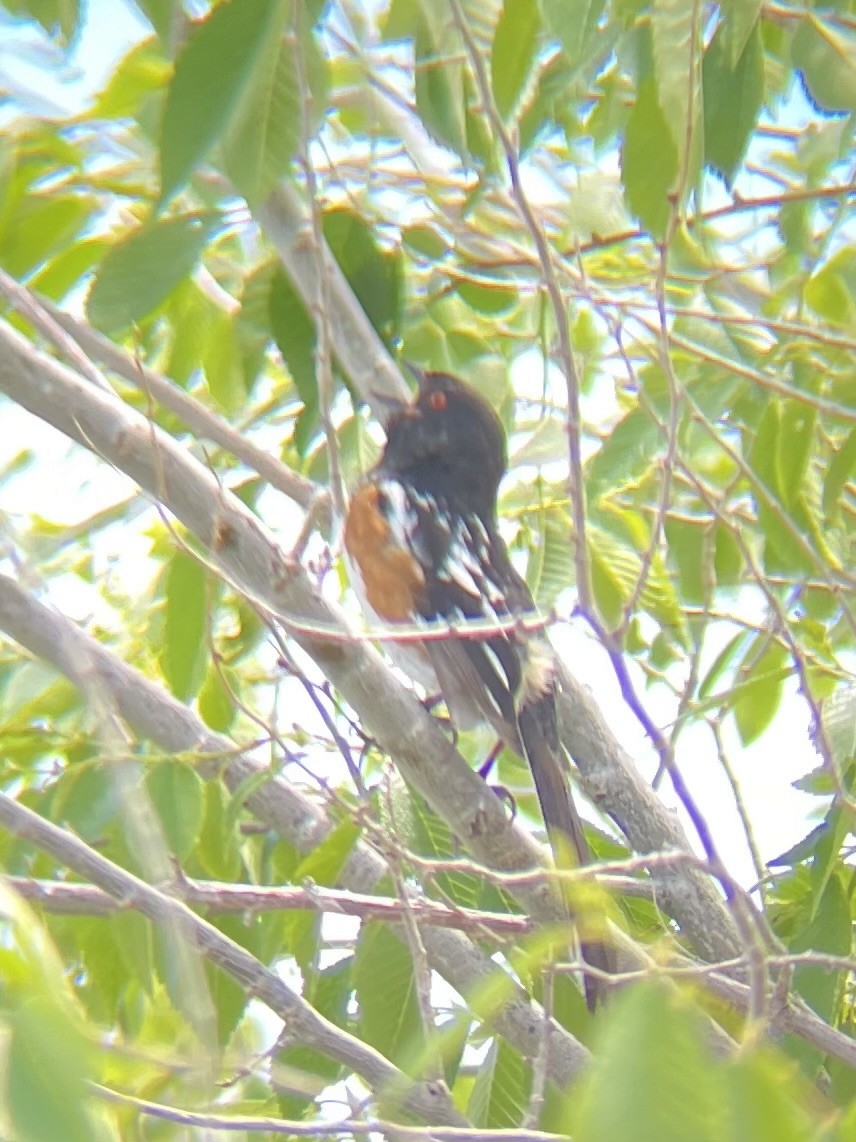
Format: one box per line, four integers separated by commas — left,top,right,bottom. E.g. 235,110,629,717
134,0,174,42
203,915,251,1045
777,399,816,512
46,763,118,844
722,1049,812,1142
527,504,575,610
823,427,856,520
159,0,287,204
414,7,467,156
713,525,742,586
8,996,97,1142
620,75,677,239
198,664,237,732
732,640,790,747
467,1038,531,1128
204,312,247,413
222,22,301,205
586,408,661,500
3,0,81,40
792,15,856,116
86,213,220,333
543,0,606,67
651,0,699,169
719,0,762,68
588,522,686,637
323,209,402,344
161,548,210,701
573,981,721,1142
703,21,764,186
511,417,568,467
384,0,417,40
589,535,624,629
146,760,205,860
804,247,856,328
456,277,518,316
27,238,108,303
808,804,850,910
491,0,541,121
403,223,449,260
0,888,101,1142
747,399,820,575
275,961,354,1115
282,821,361,969
790,871,850,1023
408,794,483,908
664,517,706,605
164,278,221,387
0,193,95,279
354,922,425,1073
268,265,318,434
90,36,170,121
198,782,243,881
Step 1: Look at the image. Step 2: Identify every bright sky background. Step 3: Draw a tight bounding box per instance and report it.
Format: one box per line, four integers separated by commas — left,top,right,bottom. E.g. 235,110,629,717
0,0,825,898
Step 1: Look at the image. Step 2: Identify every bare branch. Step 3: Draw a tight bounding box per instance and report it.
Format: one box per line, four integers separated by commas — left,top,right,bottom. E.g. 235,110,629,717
94,1083,564,1141
7,875,533,935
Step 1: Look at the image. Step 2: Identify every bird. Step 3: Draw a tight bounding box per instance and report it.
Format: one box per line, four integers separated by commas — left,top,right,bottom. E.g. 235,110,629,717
343,369,611,1008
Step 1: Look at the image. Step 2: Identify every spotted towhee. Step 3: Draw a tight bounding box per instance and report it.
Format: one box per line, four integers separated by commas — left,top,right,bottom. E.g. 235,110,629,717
344,369,611,1007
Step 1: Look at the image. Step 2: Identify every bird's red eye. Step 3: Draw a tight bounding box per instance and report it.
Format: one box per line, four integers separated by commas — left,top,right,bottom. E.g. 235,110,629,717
428,391,446,411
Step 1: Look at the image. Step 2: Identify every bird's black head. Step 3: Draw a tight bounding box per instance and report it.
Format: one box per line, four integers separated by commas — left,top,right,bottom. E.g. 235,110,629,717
379,371,507,517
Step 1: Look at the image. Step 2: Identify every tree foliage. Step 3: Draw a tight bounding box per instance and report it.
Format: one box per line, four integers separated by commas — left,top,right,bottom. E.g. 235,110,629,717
0,0,855,1138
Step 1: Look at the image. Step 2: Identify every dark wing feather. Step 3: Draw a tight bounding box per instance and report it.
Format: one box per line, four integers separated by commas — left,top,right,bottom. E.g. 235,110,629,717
400,489,614,1008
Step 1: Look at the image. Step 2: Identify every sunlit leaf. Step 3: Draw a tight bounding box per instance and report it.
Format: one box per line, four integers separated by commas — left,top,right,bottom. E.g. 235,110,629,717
355,923,426,1073
722,1049,813,1142
703,21,764,185
651,0,700,175
491,0,540,121
620,75,677,239
792,15,856,115
159,0,287,203
468,1038,531,1128
732,639,790,747
90,36,170,121
87,213,221,332
822,427,856,519
790,871,850,1025
572,981,721,1142
161,547,211,701
221,14,324,205
147,760,205,860
414,5,467,155
719,0,762,67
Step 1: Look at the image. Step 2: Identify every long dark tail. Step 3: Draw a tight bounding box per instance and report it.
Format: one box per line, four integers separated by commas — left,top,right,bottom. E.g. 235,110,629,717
517,693,614,1011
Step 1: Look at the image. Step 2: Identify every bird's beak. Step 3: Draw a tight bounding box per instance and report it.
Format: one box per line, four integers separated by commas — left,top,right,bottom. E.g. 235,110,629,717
370,363,426,423
370,389,410,415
